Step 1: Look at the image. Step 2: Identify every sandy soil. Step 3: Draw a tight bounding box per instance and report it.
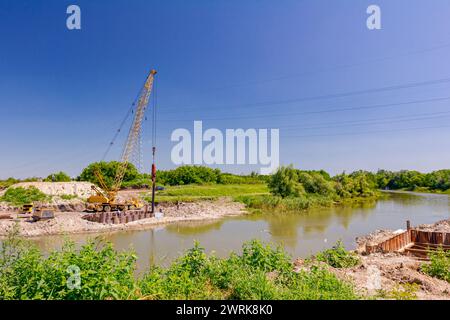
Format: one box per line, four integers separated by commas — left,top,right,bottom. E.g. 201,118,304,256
334,254,449,300
0,198,247,238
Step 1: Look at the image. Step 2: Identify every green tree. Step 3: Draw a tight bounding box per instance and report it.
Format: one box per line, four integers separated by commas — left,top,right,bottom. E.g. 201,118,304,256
157,166,221,186
44,171,71,182
268,165,304,198
298,172,335,196
78,161,139,189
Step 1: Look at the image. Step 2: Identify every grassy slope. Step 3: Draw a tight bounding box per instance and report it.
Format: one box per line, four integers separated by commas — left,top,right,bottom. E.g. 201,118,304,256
144,184,269,203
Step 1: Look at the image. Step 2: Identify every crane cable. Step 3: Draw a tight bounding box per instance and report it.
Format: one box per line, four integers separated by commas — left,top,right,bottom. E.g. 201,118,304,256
101,76,149,161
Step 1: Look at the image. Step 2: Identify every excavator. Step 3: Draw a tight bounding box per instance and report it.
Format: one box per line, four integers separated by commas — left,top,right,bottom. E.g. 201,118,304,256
86,69,157,213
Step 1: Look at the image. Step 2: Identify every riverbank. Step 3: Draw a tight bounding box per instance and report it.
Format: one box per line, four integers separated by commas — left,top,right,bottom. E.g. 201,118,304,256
0,197,247,238
381,188,450,196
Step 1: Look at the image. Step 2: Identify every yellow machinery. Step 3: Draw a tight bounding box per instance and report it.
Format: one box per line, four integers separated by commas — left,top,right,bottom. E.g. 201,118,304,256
86,70,157,212
20,204,34,214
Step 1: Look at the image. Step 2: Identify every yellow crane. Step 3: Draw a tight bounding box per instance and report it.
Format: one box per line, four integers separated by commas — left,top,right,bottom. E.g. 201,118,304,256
86,69,157,212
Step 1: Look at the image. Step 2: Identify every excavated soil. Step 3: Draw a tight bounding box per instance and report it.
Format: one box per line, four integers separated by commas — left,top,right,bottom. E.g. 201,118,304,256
331,254,449,300
337,219,450,299
416,219,450,232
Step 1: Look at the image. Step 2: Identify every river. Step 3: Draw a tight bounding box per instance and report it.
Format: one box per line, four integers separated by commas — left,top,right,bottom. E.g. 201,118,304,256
31,191,449,271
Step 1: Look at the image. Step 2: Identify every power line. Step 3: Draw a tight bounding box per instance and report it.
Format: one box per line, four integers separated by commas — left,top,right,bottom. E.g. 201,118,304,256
159,76,450,114
195,41,450,92
280,111,450,131
283,124,450,139
158,95,450,122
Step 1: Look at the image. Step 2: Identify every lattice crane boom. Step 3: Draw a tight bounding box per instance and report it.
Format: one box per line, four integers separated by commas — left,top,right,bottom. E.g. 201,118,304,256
112,69,157,192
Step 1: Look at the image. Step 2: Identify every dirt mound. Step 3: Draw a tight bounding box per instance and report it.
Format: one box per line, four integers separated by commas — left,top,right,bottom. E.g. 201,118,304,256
330,253,450,299
8,182,96,198
417,219,450,232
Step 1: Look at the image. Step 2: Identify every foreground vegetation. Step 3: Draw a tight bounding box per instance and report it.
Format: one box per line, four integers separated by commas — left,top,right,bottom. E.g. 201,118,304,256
0,231,358,300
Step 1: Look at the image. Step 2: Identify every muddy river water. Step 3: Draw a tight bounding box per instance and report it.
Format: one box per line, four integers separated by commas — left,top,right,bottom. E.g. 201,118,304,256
31,191,449,271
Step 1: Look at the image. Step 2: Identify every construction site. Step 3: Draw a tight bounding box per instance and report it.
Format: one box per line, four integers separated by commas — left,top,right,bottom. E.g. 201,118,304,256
3,0,450,307
0,69,246,236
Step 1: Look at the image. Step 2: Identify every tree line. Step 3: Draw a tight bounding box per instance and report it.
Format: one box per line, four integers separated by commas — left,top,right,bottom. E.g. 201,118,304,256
1,162,449,194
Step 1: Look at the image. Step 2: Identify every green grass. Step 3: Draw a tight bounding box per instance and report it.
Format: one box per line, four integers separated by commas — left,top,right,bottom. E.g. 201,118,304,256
0,187,51,207
0,230,359,300
59,194,78,201
235,194,336,212
144,184,269,203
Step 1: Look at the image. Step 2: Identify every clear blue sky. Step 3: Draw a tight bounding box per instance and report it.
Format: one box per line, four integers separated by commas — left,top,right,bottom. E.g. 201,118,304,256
1,0,450,179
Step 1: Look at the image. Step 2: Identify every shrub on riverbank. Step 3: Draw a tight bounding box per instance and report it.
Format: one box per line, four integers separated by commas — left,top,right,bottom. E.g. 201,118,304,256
268,165,304,198
247,166,378,211
315,241,360,268
0,231,358,300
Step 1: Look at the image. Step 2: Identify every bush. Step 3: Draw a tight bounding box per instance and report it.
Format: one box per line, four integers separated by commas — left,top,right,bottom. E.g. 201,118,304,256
157,166,221,186
315,241,360,268
219,173,264,185
60,194,78,201
422,248,450,283
0,187,50,206
333,172,376,198
268,166,304,198
298,172,335,197
44,171,71,182
0,178,19,190
0,233,137,300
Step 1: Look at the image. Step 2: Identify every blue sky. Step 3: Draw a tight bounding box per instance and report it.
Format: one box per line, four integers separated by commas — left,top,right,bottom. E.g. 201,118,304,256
1,0,450,178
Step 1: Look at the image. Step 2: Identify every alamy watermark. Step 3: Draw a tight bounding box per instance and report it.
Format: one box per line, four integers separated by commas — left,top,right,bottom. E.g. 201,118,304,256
171,121,279,174
66,265,81,290
66,5,81,30
367,4,381,30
